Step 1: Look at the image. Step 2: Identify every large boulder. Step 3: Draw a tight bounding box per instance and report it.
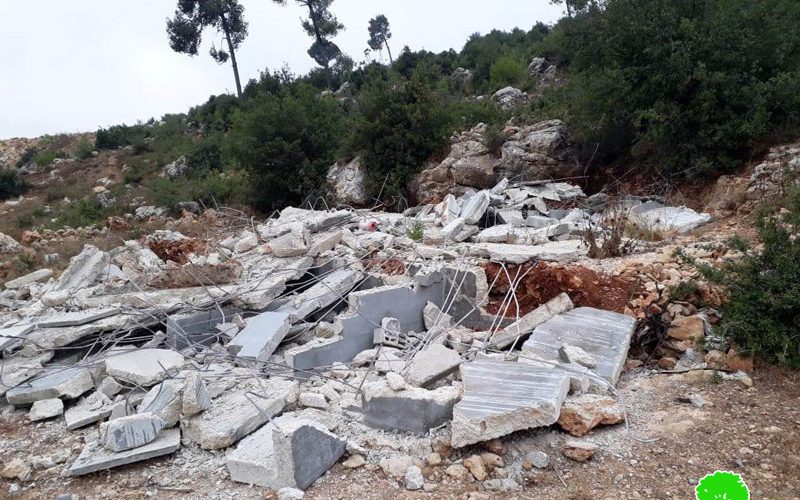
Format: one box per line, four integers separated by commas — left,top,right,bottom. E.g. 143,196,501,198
493,86,528,110
528,57,556,86
0,232,21,254
411,120,580,203
327,157,369,206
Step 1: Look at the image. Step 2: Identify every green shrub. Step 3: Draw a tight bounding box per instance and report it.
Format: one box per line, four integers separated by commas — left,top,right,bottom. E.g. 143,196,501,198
693,187,800,367
489,55,528,90
122,164,145,185
74,137,95,160
190,170,243,207
15,147,37,168
483,124,507,157
34,150,57,167
95,124,149,150
146,178,189,211
0,169,28,201
56,198,109,228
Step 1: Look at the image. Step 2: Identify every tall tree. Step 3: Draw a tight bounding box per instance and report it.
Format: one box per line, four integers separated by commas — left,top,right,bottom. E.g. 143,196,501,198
274,0,344,80
167,0,249,98
367,15,393,64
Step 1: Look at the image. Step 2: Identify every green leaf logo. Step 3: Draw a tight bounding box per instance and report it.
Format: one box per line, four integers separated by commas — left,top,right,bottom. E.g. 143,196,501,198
696,471,750,500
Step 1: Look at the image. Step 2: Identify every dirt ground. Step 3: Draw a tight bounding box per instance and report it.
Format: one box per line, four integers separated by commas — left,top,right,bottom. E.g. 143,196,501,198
2,362,797,500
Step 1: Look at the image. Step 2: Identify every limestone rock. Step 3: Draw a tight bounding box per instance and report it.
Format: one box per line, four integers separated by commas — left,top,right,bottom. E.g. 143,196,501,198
667,315,706,341
557,394,625,436
1,458,31,481
561,440,599,462
327,157,368,206
28,398,64,422
463,455,487,480
405,465,424,490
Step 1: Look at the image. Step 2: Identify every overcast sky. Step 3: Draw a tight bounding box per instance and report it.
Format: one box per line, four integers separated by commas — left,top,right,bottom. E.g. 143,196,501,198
0,0,563,139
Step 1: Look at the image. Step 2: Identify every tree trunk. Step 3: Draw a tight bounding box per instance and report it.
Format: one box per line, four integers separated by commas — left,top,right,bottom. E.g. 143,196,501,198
384,37,393,65
566,0,573,17
220,15,243,98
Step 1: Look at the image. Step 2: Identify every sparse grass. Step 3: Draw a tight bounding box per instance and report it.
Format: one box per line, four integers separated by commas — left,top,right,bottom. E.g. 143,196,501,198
406,221,424,241
669,280,700,301
584,207,636,258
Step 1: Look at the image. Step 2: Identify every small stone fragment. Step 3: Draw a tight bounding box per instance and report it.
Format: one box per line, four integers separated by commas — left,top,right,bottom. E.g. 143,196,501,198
561,440,599,462
181,372,212,416
1,458,31,481
29,398,64,422
463,455,487,481
299,392,328,409
557,394,625,437
278,488,305,500
385,372,406,391
526,451,550,469
405,465,424,490
343,454,365,469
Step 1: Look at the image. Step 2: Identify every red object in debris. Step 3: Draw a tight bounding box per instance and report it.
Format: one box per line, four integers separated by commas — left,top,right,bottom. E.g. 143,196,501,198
359,220,379,232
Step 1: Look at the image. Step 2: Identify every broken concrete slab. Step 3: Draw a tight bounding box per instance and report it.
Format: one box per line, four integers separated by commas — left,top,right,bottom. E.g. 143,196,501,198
474,225,514,243
181,380,298,450
461,191,490,224
308,231,342,257
4,268,53,289
166,307,241,350
64,392,114,430
228,310,293,362
6,366,94,405
68,428,181,476
105,349,185,387
271,224,309,258
487,292,574,350
55,245,109,291
37,307,121,328
0,351,52,397
29,398,64,422
630,203,711,234
361,380,460,434
450,360,570,448
138,379,183,427
521,307,636,385
467,240,585,264
291,269,361,320
0,323,34,351
100,413,166,452
227,414,346,490
275,207,353,233
405,344,462,388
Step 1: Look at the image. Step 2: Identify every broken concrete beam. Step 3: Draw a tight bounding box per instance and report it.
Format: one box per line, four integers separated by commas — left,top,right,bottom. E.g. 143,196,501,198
0,323,34,351
467,240,585,264
227,414,346,490
361,380,460,434
308,231,342,257
100,413,166,452
521,307,636,385
166,307,241,350
487,292,574,350
29,398,64,422
138,379,182,427
405,344,462,388
37,307,121,328
0,352,52,397
68,428,181,476
450,360,570,448
64,392,114,430
271,224,309,258
461,191,490,225
182,371,212,416
228,310,293,362
182,380,298,450
55,245,109,291
291,269,361,320
6,366,94,405
4,268,53,289
105,349,185,387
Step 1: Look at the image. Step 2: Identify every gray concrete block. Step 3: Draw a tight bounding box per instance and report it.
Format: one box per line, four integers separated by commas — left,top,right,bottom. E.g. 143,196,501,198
166,307,241,350
6,366,94,405
361,381,460,434
138,379,182,427
182,371,212,416
467,240,585,264
182,380,298,450
488,292,574,350
228,310,293,362
28,398,64,422
105,349,185,387
521,307,636,385
100,413,166,452
68,428,181,476
0,351,52,397
55,245,109,291
405,344,461,388
65,391,114,430
37,307,121,328
227,414,345,490
450,360,570,448
0,323,34,351
4,268,53,289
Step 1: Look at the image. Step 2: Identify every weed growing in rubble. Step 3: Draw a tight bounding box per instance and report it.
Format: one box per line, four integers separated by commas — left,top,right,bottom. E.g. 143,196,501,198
406,221,424,241
583,207,636,258
690,187,800,367
669,280,700,301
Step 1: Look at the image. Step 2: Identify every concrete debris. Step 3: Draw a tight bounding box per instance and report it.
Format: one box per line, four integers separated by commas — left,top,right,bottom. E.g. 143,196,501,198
405,344,461,388
228,310,293,362
522,307,636,386
362,380,460,434
105,349,185,387
55,244,109,291
28,398,65,421
270,224,309,257
182,371,212,416
630,202,711,234
4,268,53,289
100,413,166,452
227,414,345,490
450,360,570,448
278,487,306,500
405,465,425,490
488,292,573,349
0,323,34,351
64,391,114,430
138,379,183,427
561,439,599,462
37,307,120,328
68,428,181,476
6,367,94,405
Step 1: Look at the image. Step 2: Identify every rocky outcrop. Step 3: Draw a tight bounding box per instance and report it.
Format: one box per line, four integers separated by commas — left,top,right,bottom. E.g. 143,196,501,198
327,157,369,206
411,121,581,203
528,57,556,86
493,86,528,110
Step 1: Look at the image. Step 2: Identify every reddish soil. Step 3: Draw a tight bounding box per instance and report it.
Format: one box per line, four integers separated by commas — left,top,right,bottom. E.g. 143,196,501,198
484,262,638,317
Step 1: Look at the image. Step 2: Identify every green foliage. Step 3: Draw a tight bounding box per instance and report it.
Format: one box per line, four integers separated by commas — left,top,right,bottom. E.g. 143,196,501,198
669,280,700,301
483,124,507,157
539,0,800,176
95,124,149,150
489,55,527,90
698,187,800,367
34,149,57,167
406,221,424,241
74,137,95,160
146,177,189,211
122,164,146,185
227,84,345,211
347,65,454,204
0,169,28,201
56,198,110,228
15,147,37,168
190,170,244,207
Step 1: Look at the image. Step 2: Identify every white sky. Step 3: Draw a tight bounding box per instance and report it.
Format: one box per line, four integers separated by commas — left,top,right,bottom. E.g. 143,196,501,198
0,0,563,139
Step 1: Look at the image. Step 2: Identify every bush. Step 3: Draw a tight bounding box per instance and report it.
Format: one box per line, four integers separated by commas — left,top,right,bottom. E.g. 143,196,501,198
0,169,28,201
95,124,149,150
15,147,37,168
146,178,189,211
74,137,95,160
694,187,800,367
56,198,109,228
226,84,345,211
489,55,528,90
34,149,57,167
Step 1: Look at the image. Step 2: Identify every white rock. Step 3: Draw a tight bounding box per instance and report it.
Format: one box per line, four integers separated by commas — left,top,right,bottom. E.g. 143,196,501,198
405,465,424,490
29,398,64,422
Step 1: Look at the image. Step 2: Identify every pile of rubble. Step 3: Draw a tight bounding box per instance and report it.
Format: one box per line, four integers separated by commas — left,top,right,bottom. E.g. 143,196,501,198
0,178,715,495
